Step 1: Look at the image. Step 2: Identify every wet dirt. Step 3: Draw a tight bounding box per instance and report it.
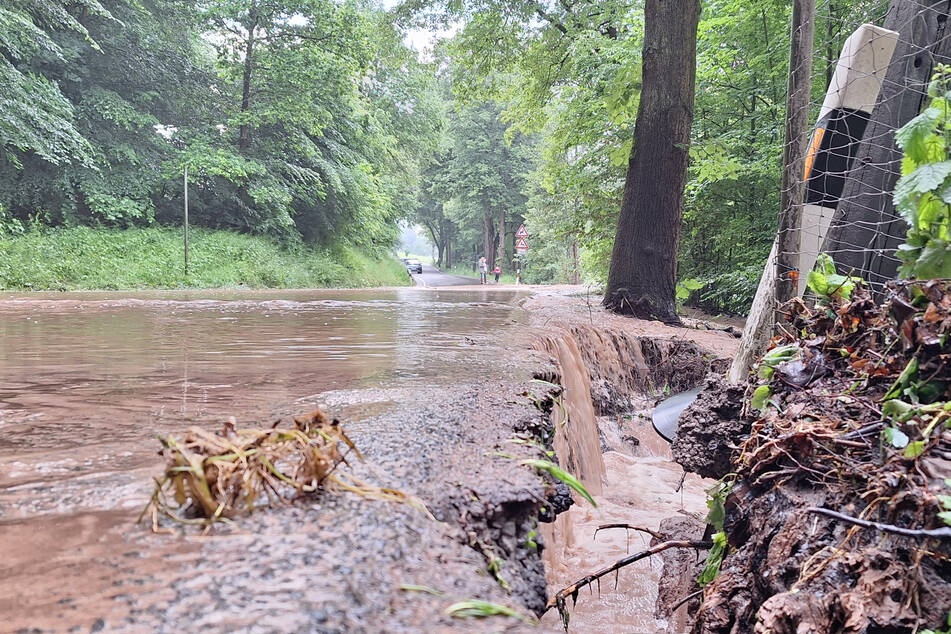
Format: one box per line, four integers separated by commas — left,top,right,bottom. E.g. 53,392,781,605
0,287,549,633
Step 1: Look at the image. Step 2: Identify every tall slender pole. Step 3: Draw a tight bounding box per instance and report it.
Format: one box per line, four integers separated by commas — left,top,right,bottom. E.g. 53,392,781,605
183,163,189,276
775,0,815,312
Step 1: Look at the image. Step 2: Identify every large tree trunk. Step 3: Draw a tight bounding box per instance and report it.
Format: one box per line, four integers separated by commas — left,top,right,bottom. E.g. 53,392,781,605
483,212,496,268
602,0,701,323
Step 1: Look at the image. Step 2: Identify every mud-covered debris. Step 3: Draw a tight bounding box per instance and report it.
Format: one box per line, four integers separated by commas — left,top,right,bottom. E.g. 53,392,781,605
692,281,951,633
672,374,748,479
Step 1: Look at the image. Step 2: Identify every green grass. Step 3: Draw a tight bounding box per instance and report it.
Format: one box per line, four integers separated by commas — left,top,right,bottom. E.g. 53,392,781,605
0,226,412,290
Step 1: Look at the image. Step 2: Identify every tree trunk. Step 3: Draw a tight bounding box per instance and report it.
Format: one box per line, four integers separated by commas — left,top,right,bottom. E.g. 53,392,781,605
483,212,496,268
497,207,506,267
602,0,701,323
572,238,580,284
238,24,256,156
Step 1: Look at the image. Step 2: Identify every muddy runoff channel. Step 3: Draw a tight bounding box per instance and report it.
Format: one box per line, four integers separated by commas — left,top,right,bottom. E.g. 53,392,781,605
0,287,731,632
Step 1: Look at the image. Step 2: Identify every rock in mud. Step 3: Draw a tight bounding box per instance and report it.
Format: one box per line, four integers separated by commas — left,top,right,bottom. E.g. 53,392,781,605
653,515,709,634
671,374,748,479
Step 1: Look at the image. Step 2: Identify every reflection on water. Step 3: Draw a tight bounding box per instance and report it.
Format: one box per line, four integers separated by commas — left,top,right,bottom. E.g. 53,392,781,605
0,288,524,519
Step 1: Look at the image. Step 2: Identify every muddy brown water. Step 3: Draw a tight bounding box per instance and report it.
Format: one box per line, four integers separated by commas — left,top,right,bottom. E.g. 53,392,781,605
1,287,707,633
0,288,539,632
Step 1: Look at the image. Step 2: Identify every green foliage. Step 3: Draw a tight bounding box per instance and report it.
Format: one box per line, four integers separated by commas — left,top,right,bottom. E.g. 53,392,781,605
806,254,862,301
0,0,444,262
894,65,951,279
520,458,597,508
0,227,411,290
751,385,772,413
688,265,761,316
445,600,533,623
676,278,704,305
698,531,728,587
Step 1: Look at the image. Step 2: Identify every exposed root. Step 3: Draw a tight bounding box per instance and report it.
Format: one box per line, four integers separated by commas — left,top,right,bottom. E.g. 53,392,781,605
807,506,951,540
544,539,712,630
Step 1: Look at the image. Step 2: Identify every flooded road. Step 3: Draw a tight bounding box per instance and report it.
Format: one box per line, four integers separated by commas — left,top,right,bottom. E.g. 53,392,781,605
0,287,546,633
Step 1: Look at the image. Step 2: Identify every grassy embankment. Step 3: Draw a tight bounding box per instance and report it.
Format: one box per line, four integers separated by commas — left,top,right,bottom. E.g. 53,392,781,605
0,227,412,290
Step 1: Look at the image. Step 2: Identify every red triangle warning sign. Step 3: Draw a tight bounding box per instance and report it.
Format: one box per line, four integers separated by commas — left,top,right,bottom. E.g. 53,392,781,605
515,237,529,249
515,225,529,238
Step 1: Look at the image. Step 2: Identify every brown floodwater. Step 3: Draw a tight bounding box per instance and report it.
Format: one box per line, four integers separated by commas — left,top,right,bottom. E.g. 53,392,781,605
0,288,527,518
0,287,535,632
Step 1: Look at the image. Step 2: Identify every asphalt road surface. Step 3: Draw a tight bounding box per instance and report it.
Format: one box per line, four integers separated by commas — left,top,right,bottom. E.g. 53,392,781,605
411,262,480,287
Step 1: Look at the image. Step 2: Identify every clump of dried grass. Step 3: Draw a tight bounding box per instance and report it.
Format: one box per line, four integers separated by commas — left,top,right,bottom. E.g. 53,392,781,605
140,409,429,530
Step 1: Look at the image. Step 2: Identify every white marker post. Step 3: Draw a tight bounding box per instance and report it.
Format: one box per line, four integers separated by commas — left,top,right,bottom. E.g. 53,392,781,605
797,24,898,294
730,23,898,383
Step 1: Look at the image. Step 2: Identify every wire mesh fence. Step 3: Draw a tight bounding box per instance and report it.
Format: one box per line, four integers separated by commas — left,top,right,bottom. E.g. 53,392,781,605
732,0,951,380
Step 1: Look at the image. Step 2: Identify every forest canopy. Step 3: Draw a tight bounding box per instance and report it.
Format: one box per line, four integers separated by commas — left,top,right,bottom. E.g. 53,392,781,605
1,0,892,312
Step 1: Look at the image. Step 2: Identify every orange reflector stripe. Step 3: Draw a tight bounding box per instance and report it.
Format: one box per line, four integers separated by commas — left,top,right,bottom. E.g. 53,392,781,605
803,127,825,181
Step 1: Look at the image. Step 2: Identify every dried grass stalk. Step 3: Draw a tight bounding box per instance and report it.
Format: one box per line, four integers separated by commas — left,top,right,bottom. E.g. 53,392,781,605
140,409,429,529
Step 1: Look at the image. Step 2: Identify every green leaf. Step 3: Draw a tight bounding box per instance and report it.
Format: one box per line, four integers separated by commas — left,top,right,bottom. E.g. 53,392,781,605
883,426,910,449
520,458,597,507
884,358,918,401
882,399,917,423
698,531,728,586
806,269,829,296
445,600,532,623
751,385,771,412
904,440,926,458
762,345,800,367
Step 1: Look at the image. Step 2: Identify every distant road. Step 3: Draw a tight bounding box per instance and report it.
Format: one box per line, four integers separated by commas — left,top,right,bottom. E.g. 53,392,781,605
411,263,480,287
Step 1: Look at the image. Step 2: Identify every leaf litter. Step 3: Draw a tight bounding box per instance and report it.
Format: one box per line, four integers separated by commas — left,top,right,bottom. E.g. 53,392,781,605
690,279,951,633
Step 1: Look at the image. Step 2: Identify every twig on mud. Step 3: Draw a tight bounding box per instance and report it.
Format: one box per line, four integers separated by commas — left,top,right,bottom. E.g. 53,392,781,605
669,589,704,613
544,539,712,630
594,523,664,541
807,507,951,540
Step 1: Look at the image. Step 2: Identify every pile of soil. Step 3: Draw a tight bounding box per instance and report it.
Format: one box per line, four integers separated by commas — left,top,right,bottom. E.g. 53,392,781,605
679,280,951,633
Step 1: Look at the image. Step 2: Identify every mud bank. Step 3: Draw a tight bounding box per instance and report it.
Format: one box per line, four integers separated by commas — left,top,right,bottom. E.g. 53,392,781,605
522,292,738,632
673,282,951,633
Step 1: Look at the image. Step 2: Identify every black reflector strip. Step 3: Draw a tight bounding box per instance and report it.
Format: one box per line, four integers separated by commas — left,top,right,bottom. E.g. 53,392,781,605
804,107,871,206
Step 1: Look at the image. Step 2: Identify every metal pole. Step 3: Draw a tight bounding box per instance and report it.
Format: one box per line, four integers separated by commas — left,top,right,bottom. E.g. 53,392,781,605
183,163,189,276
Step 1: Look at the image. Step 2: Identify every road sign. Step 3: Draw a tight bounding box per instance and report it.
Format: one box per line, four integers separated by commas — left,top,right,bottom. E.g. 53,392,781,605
515,225,529,238
515,237,529,249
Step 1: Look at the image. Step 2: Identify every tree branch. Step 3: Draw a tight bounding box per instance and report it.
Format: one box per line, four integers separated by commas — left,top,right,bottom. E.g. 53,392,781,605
807,507,951,540
544,539,712,629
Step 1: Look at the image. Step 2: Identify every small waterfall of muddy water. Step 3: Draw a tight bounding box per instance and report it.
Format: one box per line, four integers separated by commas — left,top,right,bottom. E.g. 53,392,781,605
538,331,711,633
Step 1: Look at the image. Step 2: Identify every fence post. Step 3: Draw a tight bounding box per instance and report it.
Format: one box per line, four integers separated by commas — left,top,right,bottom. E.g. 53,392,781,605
775,0,816,312
729,1,815,383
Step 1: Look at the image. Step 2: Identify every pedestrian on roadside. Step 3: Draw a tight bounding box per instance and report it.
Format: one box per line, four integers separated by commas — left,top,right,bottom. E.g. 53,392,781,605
492,265,501,284
478,256,488,284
